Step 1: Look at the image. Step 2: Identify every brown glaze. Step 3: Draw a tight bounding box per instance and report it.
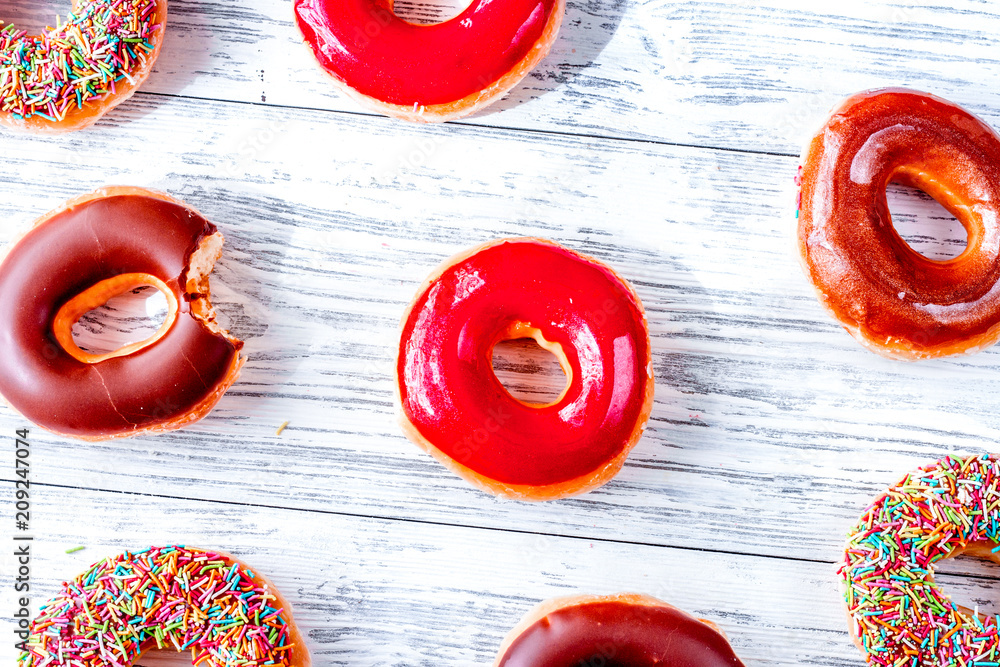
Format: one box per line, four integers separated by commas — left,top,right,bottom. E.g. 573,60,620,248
0,187,243,440
495,594,745,667
797,88,1000,359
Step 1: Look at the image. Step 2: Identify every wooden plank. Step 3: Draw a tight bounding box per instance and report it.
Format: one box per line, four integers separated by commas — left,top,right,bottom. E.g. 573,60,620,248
2,95,998,567
5,4,998,667
8,0,1000,151
0,481,963,666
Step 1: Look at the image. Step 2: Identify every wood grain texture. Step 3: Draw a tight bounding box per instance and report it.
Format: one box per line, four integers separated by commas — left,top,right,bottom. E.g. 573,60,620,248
3,2,1000,666
3,482,993,667
9,0,1000,151
1,95,999,565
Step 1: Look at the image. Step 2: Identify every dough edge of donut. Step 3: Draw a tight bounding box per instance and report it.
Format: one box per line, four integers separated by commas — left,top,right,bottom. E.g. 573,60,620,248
0,0,169,135
0,185,246,441
210,547,312,667
295,0,565,123
394,237,655,501
491,592,734,667
793,240,1000,360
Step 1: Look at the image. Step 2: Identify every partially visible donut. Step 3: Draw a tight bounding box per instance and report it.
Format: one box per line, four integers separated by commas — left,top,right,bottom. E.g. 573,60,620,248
395,238,654,501
797,88,1000,359
293,0,564,122
0,0,167,134
16,545,310,667
0,186,244,440
494,594,746,666
840,454,1000,667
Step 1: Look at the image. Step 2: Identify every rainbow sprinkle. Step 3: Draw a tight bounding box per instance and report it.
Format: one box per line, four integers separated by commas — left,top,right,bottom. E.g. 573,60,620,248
0,0,159,123
794,164,803,219
840,455,1000,667
17,545,296,667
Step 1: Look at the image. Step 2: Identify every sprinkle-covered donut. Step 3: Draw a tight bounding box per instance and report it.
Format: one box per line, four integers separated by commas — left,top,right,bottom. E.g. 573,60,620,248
396,238,654,501
0,0,166,134
840,454,1000,666
293,0,563,122
797,88,1000,360
0,186,244,440
16,545,310,667
494,594,746,666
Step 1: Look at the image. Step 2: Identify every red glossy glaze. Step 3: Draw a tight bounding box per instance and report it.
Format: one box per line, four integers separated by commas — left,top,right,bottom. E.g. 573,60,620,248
293,0,559,106
798,88,1000,358
0,193,241,439
497,600,745,667
397,239,651,488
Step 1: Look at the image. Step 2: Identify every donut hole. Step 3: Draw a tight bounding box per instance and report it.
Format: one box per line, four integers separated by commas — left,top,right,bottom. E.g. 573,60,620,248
888,181,968,261
392,0,474,24
935,549,1000,618
71,285,170,357
492,337,569,406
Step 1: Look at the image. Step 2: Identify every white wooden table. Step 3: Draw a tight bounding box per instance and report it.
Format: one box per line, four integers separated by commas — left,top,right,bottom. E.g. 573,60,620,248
3,1,1000,665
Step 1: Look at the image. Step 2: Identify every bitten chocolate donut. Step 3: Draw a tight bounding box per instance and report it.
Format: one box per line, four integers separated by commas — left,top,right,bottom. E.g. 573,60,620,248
797,88,1000,359
293,0,563,122
494,594,746,666
840,454,1000,667
0,0,167,134
0,186,244,440
16,545,310,667
396,238,653,501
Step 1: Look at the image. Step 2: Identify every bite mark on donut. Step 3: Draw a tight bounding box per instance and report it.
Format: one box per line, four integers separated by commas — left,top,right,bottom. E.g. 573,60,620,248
183,231,243,351
0,188,247,440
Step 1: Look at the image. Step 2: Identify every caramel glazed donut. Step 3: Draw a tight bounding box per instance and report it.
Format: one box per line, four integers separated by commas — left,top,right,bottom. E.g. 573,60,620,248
797,88,1000,360
294,0,563,122
840,454,1000,667
0,0,167,134
0,187,244,440
494,594,746,666
16,545,310,667
396,238,654,501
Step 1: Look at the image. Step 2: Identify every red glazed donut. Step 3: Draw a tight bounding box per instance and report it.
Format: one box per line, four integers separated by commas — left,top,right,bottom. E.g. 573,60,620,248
0,186,244,440
0,0,167,134
395,238,654,501
293,0,564,122
494,594,746,666
797,88,1000,359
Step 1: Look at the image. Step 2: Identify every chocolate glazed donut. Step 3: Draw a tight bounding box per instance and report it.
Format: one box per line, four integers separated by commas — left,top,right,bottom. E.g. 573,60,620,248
797,88,1000,359
494,594,745,667
0,187,244,440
